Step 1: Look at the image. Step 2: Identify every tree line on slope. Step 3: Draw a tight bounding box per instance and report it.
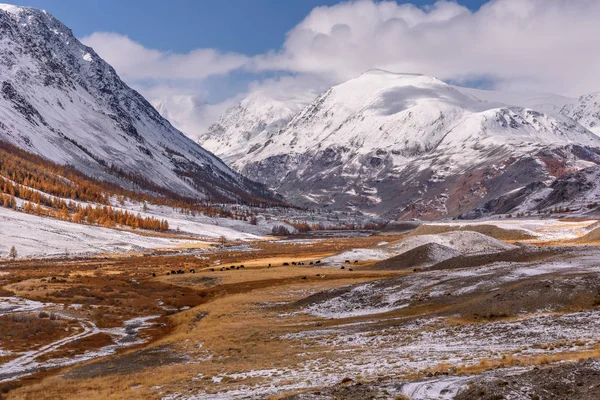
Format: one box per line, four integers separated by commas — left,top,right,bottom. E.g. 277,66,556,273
0,185,169,231
0,141,278,230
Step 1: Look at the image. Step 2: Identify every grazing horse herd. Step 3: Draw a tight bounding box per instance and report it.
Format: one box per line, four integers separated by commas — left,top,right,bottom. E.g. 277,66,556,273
159,259,360,277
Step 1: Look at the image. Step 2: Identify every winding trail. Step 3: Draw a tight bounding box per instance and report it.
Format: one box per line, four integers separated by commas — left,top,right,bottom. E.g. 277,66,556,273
0,319,99,382
0,296,159,383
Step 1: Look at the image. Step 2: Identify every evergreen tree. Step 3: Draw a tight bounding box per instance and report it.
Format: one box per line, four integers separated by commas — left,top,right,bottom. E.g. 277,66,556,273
9,245,17,259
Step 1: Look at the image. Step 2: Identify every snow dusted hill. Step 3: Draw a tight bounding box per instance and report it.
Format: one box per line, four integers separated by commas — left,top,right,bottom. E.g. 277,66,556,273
0,4,277,203
203,69,600,219
198,93,310,168
562,92,600,136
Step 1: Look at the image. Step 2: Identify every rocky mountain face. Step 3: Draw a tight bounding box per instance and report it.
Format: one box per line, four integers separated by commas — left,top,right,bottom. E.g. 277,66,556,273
562,92,600,136
198,94,309,168
459,164,600,219
0,5,278,203
200,69,600,219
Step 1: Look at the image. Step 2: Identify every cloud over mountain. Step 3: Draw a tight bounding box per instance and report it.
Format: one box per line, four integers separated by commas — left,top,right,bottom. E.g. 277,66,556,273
82,0,600,139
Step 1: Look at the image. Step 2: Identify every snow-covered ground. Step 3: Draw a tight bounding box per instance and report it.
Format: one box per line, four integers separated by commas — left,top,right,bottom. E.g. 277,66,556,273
178,308,600,400
0,207,208,258
112,199,284,239
429,219,597,241
307,256,600,319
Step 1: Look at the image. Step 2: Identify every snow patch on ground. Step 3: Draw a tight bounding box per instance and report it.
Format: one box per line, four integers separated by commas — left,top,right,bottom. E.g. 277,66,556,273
0,207,206,258
433,219,596,241
323,230,514,265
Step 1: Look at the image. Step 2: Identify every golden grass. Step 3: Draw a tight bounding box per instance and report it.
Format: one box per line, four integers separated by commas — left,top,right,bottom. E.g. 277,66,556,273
4,231,598,399
2,235,406,400
173,242,211,249
7,271,379,399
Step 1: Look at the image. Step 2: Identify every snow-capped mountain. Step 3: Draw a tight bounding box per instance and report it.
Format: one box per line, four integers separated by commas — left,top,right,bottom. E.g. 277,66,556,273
202,69,600,219
0,4,276,203
198,93,309,168
561,92,600,136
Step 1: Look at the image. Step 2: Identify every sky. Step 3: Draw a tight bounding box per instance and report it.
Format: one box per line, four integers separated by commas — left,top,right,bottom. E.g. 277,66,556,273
8,0,600,139
11,0,488,54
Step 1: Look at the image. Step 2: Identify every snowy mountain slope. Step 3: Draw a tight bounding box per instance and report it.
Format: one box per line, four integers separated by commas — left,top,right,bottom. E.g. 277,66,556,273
457,87,575,116
206,69,600,219
561,92,600,136
197,92,312,168
459,164,600,219
0,4,276,203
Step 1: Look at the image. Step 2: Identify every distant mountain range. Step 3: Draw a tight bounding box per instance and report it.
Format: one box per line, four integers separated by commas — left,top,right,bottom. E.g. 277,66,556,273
0,4,278,204
198,69,600,219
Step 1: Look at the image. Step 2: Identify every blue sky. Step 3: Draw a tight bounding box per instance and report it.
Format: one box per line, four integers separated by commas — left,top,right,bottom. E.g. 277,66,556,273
13,0,487,54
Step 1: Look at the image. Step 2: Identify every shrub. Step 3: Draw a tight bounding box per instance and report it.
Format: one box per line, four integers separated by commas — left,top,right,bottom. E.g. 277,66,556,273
271,225,291,236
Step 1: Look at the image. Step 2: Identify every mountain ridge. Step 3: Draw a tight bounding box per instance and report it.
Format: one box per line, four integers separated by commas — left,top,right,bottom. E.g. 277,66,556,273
562,92,600,136
0,4,279,204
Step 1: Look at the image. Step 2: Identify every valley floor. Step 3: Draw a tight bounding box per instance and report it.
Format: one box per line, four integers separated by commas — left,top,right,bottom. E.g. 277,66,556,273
1,219,600,399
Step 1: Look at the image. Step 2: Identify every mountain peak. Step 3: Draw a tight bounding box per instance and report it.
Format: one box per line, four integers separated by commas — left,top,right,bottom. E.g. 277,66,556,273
361,69,423,77
355,70,442,87
337,70,451,105
0,3,29,15
0,3,52,22
200,70,600,218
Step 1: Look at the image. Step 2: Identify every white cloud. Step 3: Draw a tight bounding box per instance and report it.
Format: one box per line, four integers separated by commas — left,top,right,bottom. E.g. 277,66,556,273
81,32,248,81
142,85,239,138
252,0,600,96
80,0,600,141
245,74,329,107
151,94,235,138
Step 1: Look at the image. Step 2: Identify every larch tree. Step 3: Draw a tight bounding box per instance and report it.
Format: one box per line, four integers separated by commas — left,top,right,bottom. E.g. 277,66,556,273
9,245,17,259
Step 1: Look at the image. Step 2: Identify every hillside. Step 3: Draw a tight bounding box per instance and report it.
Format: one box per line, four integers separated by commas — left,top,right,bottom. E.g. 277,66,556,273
0,139,270,255
459,164,600,218
0,5,278,204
